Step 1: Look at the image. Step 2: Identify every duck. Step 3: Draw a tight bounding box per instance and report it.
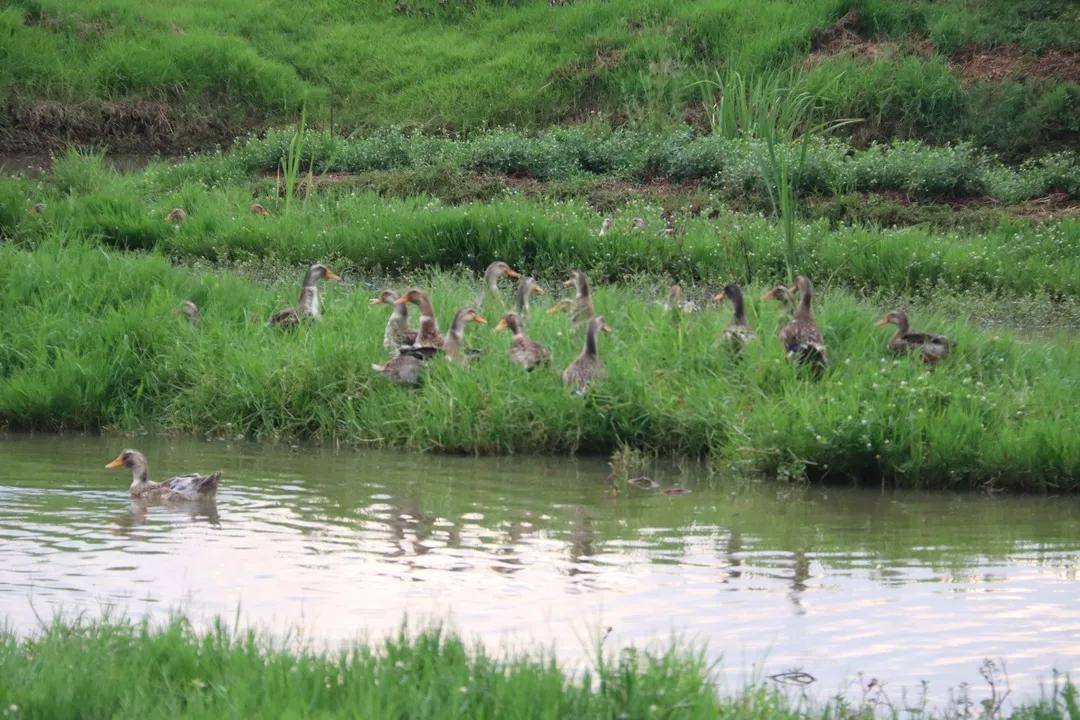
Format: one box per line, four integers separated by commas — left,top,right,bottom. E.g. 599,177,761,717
631,216,647,231
877,310,951,364
761,284,797,319
174,300,200,326
548,270,595,332
442,307,487,362
663,284,700,313
250,202,271,217
563,315,611,395
105,449,220,499
370,289,418,353
372,354,425,385
776,276,828,373
394,288,444,353
713,283,756,349
482,261,521,304
166,207,187,223
515,276,545,316
27,202,46,216
599,215,614,236
494,312,550,370
267,263,341,328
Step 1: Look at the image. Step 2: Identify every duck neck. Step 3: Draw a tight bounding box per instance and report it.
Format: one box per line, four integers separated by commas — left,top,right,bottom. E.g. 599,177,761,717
795,288,813,321
385,303,409,340
893,314,910,334
729,288,747,325
299,285,319,317
576,277,591,299
583,323,599,358
129,462,150,490
448,310,470,342
486,270,501,294
515,282,531,313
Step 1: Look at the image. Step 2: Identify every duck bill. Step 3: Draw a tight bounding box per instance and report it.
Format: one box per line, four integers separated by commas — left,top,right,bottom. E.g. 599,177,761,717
562,279,574,287
875,317,890,327
505,269,520,279
105,455,125,469
325,270,342,282
760,290,775,301
368,297,384,305
494,318,509,332
713,291,726,303
393,296,410,305
533,285,545,295
601,324,613,334
472,314,487,325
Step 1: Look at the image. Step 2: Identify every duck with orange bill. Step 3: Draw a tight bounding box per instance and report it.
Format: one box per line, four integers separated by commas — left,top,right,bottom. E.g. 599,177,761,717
105,449,220,500
267,263,341,329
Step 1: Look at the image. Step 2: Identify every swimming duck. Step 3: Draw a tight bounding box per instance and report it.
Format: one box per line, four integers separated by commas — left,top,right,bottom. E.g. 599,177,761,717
166,207,187,223
372,354,425,385
394,289,443,351
713,284,756,349
105,449,220,499
370,289,418,353
877,310,951,364
250,202,270,217
174,300,200,326
548,270,595,332
442,307,487,362
515,276,545,316
482,261,521,302
494,312,550,371
663,284,700,313
563,315,611,395
267,263,341,328
776,276,828,373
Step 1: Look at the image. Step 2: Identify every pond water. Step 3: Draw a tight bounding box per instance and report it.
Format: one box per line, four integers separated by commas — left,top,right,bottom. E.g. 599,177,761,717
2,435,1078,701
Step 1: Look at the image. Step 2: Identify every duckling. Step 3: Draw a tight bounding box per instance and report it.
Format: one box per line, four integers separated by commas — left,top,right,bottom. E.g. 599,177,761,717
663,284,700,313
563,316,611,395
372,354,425,385
777,276,828,373
515,276,545,317
174,300,200,326
713,284,756,349
481,261,521,304
370,289,418,353
394,289,443,351
166,207,187,223
27,202,46,216
250,202,271,217
494,312,550,371
105,449,220,499
599,215,614,236
268,263,341,328
442,307,487,362
548,270,595,332
877,310,951,364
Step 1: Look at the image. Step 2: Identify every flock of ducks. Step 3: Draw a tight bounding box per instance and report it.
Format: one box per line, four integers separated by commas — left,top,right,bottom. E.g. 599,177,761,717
111,259,952,499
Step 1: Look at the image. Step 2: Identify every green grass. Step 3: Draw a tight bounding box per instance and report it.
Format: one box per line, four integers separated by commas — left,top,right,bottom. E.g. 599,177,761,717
1,0,1076,153
2,239,1078,490
3,617,1076,720
4,151,1079,300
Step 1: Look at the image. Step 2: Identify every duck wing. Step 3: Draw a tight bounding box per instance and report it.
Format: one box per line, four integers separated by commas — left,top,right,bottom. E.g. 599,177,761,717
166,472,221,497
373,355,424,385
267,307,300,329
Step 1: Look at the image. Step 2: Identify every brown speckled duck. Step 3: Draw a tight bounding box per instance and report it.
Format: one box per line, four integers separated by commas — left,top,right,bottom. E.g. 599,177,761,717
548,270,595,332
106,449,220,499
495,312,550,371
166,207,187,223
877,310,951,364
268,263,341,329
370,289,418,353
174,300,200,326
250,202,270,217
563,315,611,395
372,354,425,385
713,284,755,349
776,276,827,373
442,307,487,362
515,276,545,316
394,289,443,353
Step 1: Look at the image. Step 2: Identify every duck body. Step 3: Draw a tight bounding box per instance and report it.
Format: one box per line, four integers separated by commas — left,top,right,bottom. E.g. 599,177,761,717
779,276,827,373
370,290,419,353
878,310,951,364
495,312,550,371
563,315,610,395
106,449,220,500
373,354,425,385
714,284,755,350
395,289,443,349
268,263,341,329
176,300,200,326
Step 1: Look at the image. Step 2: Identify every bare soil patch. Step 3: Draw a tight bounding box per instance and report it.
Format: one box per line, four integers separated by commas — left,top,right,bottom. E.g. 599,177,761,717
950,45,1080,84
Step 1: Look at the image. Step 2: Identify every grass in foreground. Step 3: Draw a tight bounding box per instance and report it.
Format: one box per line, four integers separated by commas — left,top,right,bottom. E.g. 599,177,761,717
0,617,1076,720
1,240,1078,490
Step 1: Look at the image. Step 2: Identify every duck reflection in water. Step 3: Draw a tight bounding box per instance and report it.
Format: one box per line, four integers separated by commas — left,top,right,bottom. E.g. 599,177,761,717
112,495,220,536
566,506,596,575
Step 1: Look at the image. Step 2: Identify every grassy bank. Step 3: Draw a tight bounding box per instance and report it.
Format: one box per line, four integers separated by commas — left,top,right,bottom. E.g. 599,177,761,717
4,152,1079,300
3,618,1075,719
1,0,1076,154
2,240,1078,490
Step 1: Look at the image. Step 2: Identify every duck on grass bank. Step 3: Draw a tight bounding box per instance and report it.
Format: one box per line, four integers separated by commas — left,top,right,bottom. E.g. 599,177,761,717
563,315,611,395
773,276,827,374
372,354,425,385
877,310,951,364
394,288,443,352
370,289,418,353
442,308,487,362
548,270,594,332
267,263,341,329
174,300,199,326
515,276,545,316
106,449,220,499
482,261,520,304
713,283,755,350
494,312,550,371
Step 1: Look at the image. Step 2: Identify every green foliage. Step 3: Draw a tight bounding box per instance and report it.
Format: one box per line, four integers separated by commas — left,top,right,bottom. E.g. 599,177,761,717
2,240,1079,489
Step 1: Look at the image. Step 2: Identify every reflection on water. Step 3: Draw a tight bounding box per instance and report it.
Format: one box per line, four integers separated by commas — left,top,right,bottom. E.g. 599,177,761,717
1,434,1078,700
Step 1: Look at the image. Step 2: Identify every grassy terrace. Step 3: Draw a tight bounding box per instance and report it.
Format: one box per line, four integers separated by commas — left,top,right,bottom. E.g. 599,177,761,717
0,618,1076,719
2,0,1077,154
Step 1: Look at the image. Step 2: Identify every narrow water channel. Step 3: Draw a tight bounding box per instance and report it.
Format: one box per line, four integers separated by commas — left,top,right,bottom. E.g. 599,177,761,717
1,435,1077,700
